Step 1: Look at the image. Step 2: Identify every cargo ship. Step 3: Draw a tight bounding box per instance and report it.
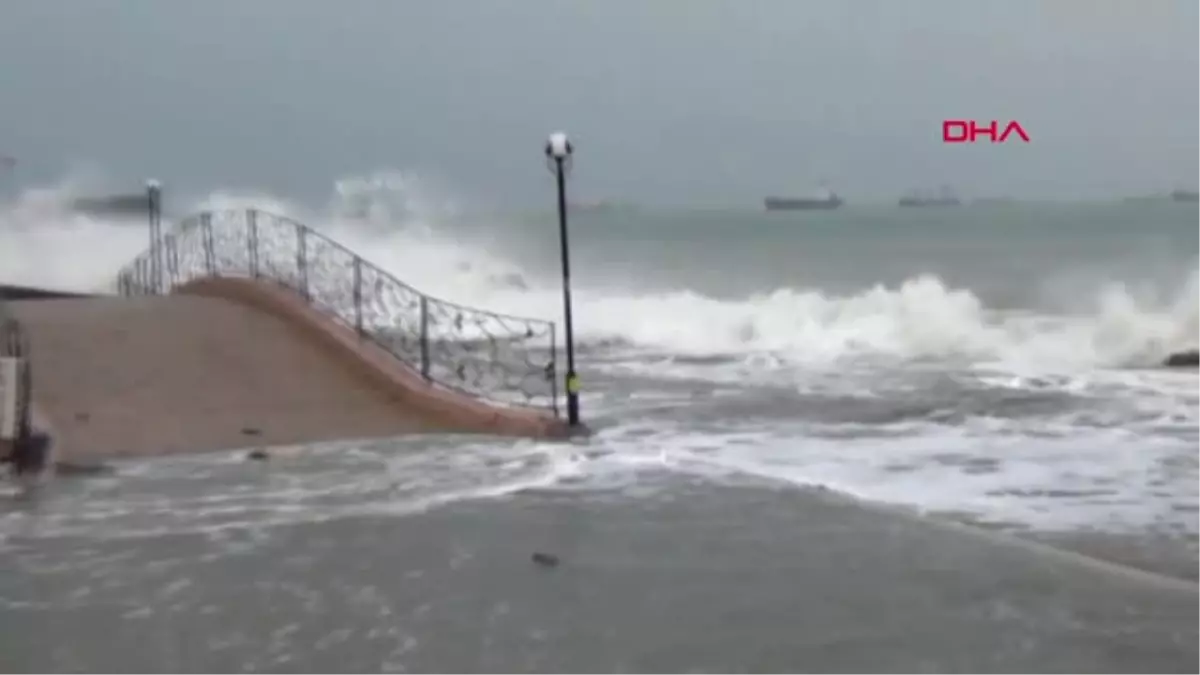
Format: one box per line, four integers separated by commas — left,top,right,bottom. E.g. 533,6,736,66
1170,189,1198,203
71,194,152,217
764,185,843,211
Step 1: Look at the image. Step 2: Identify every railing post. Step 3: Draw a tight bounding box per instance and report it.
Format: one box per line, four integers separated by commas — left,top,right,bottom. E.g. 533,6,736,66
201,212,215,275
352,257,363,334
247,209,259,278
0,311,40,475
419,296,431,380
18,355,31,446
166,236,179,289
296,222,309,300
147,180,162,294
550,324,559,418
0,316,31,465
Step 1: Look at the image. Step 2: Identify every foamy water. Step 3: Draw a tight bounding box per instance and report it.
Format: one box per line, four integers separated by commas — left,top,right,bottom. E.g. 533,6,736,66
1,171,1196,540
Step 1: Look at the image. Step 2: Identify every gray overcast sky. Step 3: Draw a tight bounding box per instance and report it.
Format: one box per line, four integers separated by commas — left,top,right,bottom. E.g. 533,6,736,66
1,0,1196,206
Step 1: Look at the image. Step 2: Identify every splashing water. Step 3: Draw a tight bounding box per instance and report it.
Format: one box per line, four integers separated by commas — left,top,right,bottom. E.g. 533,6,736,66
3,169,1194,374
2,169,1196,537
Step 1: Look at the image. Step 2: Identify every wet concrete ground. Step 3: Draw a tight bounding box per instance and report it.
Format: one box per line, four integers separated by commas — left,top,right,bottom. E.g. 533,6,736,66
2,473,1196,673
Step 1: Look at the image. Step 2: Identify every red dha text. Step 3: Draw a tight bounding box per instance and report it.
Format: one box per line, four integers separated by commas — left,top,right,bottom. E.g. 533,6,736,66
942,120,1030,144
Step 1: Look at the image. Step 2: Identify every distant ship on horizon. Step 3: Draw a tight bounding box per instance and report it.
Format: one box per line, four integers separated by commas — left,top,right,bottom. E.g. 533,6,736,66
898,186,961,208
1170,189,1198,203
71,193,152,217
764,184,843,211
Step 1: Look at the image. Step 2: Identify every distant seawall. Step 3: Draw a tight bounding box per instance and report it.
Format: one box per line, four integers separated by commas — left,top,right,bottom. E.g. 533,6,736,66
0,284,98,301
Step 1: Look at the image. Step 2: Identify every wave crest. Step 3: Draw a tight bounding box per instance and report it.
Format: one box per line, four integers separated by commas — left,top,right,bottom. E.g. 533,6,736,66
2,170,1194,373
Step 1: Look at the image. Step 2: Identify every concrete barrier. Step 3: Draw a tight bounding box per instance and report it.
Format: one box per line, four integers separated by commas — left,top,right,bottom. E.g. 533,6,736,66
8,287,572,463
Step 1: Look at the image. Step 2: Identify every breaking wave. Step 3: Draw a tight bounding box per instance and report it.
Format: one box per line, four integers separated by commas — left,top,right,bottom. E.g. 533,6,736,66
1,169,1195,377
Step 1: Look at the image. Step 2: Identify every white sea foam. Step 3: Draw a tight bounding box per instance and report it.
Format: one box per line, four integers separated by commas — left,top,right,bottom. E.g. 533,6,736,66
0,437,584,543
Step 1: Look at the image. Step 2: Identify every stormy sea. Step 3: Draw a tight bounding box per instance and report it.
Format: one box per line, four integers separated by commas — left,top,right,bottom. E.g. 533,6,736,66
1,172,1197,672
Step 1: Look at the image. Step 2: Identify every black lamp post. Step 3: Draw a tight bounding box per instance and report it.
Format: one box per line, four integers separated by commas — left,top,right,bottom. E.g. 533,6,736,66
544,132,580,426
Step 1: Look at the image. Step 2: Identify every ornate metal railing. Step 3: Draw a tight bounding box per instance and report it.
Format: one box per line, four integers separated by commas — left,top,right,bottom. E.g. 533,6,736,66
0,298,33,457
114,209,559,413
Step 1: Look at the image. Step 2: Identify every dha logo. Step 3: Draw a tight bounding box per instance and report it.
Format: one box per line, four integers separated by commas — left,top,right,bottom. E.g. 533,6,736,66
942,120,1030,144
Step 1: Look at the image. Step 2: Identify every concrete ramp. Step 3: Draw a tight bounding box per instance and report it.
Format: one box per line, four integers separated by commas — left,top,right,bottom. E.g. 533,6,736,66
5,207,572,461
11,294,449,460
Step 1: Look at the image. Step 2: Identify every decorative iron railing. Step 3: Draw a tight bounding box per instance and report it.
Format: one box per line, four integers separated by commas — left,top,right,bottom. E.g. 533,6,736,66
115,209,559,413
0,298,33,453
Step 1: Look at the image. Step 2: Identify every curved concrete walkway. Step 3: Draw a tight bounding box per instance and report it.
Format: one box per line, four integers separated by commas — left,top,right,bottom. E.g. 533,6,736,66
7,281,569,462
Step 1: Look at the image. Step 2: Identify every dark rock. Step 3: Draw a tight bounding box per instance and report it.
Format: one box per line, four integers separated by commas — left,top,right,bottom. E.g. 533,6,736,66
10,432,51,476
241,427,262,436
1163,349,1199,368
531,552,560,567
0,284,95,301
246,449,270,461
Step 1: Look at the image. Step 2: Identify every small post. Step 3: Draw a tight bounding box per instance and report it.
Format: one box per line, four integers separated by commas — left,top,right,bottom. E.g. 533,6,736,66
0,355,21,443
544,131,580,426
549,324,559,418
419,295,431,379
201,212,215,274
146,179,162,293
296,222,309,300
167,234,180,288
352,257,363,334
247,209,259,278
